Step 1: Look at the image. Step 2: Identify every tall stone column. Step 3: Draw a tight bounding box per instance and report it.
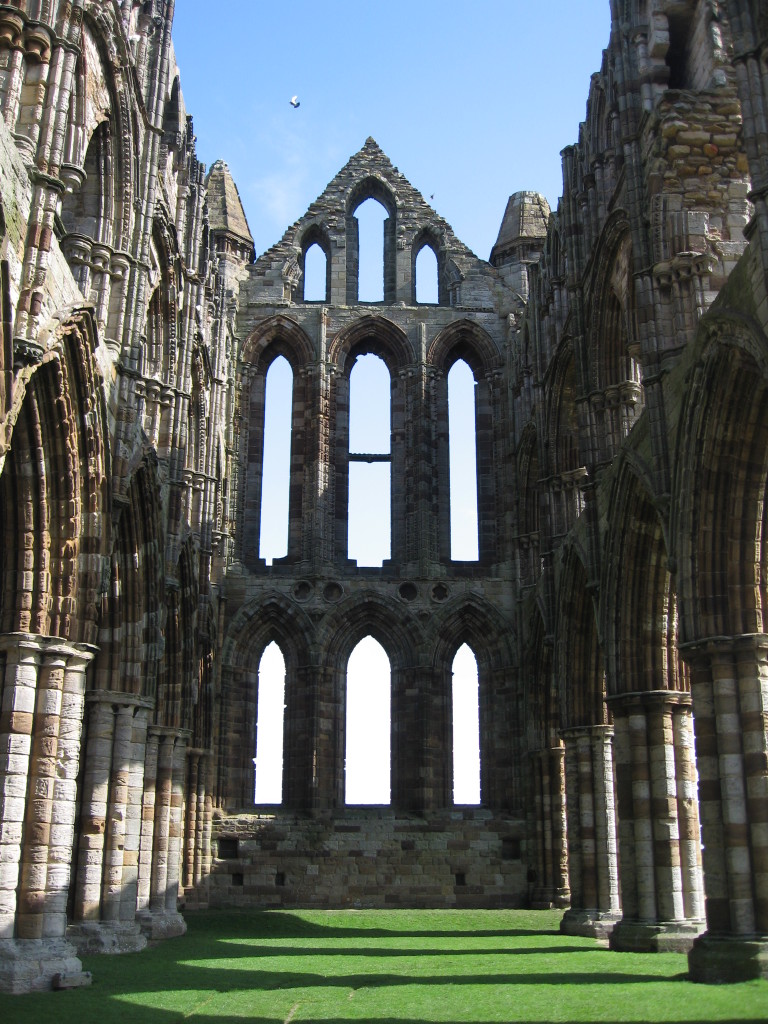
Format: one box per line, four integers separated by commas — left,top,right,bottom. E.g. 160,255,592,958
0,634,94,993
684,637,768,982
167,735,186,916
137,729,159,914
144,729,186,939
69,695,151,954
609,691,705,952
560,725,621,939
529,745,569,908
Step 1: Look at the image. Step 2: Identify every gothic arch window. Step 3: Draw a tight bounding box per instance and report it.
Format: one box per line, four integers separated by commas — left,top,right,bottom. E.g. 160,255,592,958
348,353,391,566
303,243,328,301
346,179,397,304
300,226,330,302
452,643,480,805
345,635,391,805
240,320,311,570
412,230,442,304
415,244,438,303
330,319,409,566
448,359,479,560
254,641,286,804
429,323,500,565
259,355,293,563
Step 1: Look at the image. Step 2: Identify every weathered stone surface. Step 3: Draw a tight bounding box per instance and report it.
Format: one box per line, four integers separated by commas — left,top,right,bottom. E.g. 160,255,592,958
0,0,766,995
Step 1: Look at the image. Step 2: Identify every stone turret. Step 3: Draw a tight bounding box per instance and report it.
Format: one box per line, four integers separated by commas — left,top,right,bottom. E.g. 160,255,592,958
490,190,550,299
206,160,255,263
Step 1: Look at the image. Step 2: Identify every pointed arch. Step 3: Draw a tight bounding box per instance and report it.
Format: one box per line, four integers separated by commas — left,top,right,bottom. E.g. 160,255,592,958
328,317,412,564
603,457,685,698
428,319,501,377
322,592,423,810
674,317,768,642
428,321,503,565
241,314,314,371
299,223,331,302
412,226,444,305
93,455,164,699
221,593,314,808
239,316,313,568
556,544,606,729
431,596,517,809
346,176,397,304
0,310,109,644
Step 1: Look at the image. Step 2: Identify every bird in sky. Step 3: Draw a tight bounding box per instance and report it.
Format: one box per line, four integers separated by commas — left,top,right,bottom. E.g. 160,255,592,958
290,96,300,108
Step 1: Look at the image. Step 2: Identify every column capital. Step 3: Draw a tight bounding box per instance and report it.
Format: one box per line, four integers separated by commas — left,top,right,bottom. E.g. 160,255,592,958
606,688,692,713
678,632,768,663
0,632,97,667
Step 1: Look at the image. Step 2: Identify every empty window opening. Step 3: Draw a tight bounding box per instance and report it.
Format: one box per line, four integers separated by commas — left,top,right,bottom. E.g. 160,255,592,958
303,242,327,301
259,356,292,564
666,14,692,89
452,643,481,805
454,871,467,886
415,245,438,304
254,641,285,804
448,360,479,560
218,837,238,859
348,353,391,566
356,198,387,302
345,636,391,805
231,872,244,886
502,837,521,860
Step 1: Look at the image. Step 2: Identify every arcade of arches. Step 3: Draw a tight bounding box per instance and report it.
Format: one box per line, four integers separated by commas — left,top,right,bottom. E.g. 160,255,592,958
0,0,767,993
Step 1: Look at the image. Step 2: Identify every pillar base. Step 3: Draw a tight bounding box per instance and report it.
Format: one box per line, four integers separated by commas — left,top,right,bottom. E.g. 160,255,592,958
67,920,147,955
0,937,87,993
688,933,768,983
137,909,187,941
609,917,705,953
560,908,621,942
530,886,570,910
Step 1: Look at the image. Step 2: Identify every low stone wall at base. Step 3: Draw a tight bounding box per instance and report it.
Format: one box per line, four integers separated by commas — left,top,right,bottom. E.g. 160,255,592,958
208,808,528,909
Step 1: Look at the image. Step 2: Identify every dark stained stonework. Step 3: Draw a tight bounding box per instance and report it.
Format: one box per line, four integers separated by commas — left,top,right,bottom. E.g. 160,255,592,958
0,0,766,992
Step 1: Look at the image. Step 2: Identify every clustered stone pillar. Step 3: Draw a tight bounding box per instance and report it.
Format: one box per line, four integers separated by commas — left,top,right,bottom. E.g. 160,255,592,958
609,691,705,952
142,729,187,938
181,748,211,907
70,695,152,953
684,637,768,982
0,634,94,992
529,744,569,908
560,725,621,938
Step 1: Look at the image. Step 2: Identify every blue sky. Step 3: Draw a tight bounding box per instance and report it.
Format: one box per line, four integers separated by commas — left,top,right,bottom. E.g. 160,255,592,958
172,1,612,263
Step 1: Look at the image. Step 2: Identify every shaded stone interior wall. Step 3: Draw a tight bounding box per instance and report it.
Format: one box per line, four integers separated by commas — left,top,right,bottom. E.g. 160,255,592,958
207,811,527,910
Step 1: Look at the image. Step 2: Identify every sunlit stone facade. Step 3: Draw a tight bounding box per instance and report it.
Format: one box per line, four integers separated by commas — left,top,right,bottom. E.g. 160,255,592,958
0,0,766,992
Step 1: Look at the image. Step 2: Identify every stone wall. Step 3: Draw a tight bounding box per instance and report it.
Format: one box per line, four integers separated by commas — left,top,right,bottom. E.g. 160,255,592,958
207,810,527,910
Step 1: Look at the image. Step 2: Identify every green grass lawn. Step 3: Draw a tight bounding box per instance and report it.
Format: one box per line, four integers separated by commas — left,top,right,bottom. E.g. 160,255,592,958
2,908,767,1023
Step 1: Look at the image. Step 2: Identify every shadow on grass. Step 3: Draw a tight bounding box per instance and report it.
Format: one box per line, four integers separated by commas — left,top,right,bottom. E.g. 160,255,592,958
85,962,676,994
185,909,563,941
211,940,598,959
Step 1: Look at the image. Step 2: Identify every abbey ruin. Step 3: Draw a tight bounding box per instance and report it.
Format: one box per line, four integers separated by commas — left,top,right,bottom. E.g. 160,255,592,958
0,0,766,993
